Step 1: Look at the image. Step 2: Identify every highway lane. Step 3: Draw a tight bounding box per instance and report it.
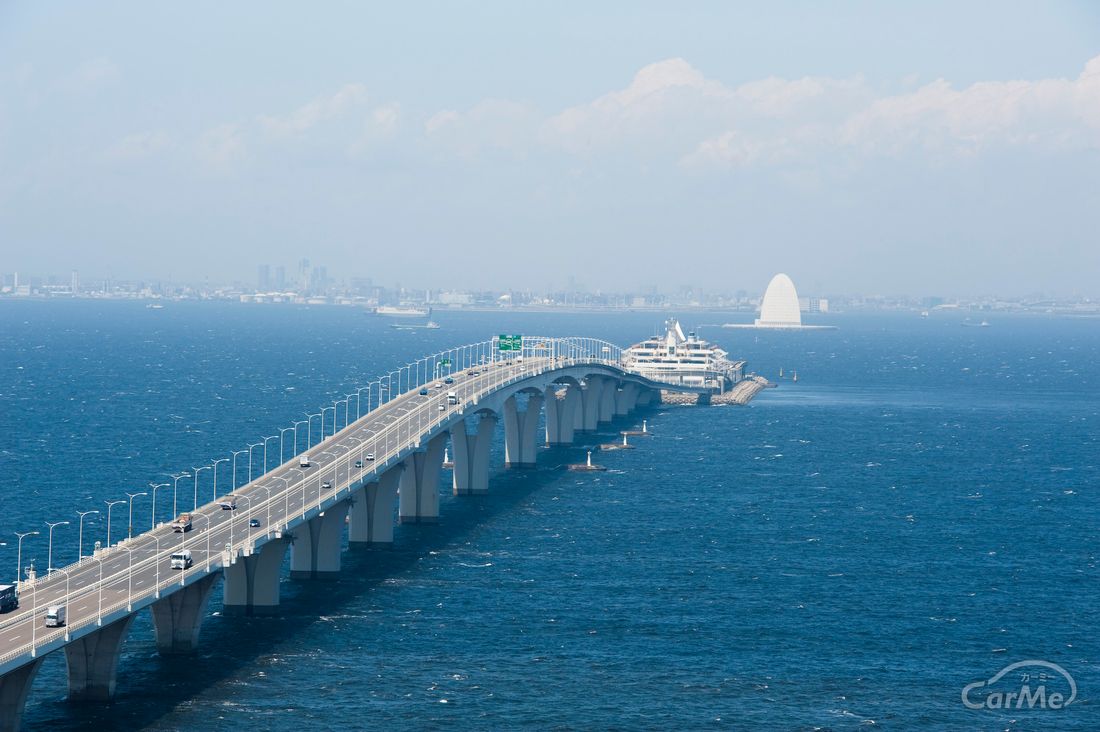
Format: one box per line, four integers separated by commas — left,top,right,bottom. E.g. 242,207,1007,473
0,354,571,665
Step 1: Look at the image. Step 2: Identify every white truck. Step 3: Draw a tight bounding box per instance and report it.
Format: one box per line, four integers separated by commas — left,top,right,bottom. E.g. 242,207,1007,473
299,454,311,468
45,604,66,627
447,391,458,405
170,550,193,570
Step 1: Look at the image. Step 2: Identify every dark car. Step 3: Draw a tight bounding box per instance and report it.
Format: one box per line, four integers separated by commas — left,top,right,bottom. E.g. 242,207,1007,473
248,518,261,528
419,388,429,395
444,377,454,384
354,459,363,469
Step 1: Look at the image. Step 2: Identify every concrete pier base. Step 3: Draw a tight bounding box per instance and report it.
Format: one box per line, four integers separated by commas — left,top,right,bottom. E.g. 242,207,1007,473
598,378,617,423
452,414,496,495
545,385,580,445
614,382,638,416
348,465,404,545
290,499,350,579
579,378,602,432
399,432,446,523
0,658,44,732
151,572,220,654
64,615,136,701
223,536,290,616
503,392,543,468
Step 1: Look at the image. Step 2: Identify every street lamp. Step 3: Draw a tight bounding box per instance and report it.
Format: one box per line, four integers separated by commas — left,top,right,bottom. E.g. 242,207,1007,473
148,483,168,529
53,567,71,640
305,413,321,448
171,473,191,518
211,457,230,500
45,520,70,574
320,406,335,441
126,491,147,539
262,434,278,474
231,450,248,491
192,465,211,511
76,510,99,560
279,427,295,464
104,499,125,547
14,530,38,590
292,420,308,455
247,442,263,482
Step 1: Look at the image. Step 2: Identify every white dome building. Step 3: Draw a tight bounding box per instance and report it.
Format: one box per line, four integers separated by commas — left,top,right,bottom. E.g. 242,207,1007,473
755,273,802,328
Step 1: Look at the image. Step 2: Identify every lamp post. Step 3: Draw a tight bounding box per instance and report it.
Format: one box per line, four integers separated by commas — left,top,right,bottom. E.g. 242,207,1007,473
45,520,69,574
279,427,295,464
346,392,358,424
93,553,104,625
211,457,229,500
285,469,304,522
171,473,191,518
305,413,320,448
238,495,252,547
231,450,248,491
320,406,335,441
262,435,278,474
150,533,162,597
292,420,308,455
148,483,168,529
104,499,126,547
125,545,135,611
192,465,211,511
77,510,99,561
14,530,38,590
126,491,146,539
54,567,71,640
193,513,211,571
247,442,263,483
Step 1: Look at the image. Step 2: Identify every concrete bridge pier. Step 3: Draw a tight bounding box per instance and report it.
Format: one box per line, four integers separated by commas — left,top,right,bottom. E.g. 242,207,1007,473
545,385,580,445
348,466,404,545
290,499,351,578
579,378,602,432
614,382,639,416
399,432,446,523
63,615,136,701
0,659,44,732
598,378,617,423
151,572,220,654
503,392,543,468
635,387,657,407
223,536,290,616
452,414,497,494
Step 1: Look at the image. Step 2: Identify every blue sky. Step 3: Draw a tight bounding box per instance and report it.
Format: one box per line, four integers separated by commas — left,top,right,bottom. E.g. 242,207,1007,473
1,1,1098,296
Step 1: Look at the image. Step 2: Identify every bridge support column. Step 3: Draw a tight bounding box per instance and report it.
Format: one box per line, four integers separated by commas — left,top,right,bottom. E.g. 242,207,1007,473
598,378,617,423
399,432,446,523
503,392,542,468
290,499,350,578
348,466,404,545
223,536,290,616
579,378,602,432
636,387,656,407
151,572,220,654
452,414,496,494
545,385,579,445
64,615,135,701
0,658,44,732
614,382,639,416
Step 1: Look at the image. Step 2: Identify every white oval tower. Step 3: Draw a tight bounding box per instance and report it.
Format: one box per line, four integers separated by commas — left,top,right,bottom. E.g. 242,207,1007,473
756,273,802,327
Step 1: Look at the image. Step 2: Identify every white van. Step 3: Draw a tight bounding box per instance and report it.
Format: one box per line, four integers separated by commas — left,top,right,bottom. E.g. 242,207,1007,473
447,391,458,405
170,550,193,570
45,604,66,627
299,454,311,468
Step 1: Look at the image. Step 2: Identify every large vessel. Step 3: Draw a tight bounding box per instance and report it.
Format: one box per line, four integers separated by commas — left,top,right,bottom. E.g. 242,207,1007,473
622,319,745,392
376,305,432,318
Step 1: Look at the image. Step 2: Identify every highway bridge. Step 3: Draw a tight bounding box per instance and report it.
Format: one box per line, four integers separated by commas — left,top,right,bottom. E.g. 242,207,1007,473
0,335,703,731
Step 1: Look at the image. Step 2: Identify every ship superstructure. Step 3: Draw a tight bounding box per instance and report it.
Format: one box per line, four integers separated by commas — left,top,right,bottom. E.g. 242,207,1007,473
621,319,744,392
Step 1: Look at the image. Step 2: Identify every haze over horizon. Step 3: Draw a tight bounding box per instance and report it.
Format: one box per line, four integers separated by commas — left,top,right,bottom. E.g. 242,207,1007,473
1,2,1098,297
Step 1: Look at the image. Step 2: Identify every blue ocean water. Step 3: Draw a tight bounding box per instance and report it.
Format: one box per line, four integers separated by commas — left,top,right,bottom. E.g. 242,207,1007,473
0,301,1097,730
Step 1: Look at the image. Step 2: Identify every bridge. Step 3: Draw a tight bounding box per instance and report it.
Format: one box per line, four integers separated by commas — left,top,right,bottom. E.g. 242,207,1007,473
0,335,702,731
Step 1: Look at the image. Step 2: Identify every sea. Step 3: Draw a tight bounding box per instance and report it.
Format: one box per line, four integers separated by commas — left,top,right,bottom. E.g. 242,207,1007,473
0,300,1096,731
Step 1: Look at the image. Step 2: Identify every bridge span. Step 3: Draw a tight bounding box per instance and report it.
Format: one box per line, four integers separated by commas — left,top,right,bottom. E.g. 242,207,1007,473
0,336,700,731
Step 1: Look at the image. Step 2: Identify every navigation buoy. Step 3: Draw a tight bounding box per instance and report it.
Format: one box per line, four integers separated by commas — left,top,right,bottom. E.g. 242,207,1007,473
567,450,607,471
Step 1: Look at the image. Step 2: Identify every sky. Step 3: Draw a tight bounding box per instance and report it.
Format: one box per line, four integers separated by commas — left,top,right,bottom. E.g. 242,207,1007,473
1,1,1098,297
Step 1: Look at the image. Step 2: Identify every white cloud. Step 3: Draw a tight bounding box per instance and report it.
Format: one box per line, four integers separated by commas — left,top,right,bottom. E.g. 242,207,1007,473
258,83,369,138
425,99,541,158
196,123,245,170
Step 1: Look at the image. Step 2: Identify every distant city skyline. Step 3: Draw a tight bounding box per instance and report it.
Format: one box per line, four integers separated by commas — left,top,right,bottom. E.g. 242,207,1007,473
1,3,1098,296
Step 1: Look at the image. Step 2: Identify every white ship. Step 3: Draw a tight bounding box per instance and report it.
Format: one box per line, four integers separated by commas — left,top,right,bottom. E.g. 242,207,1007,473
376,305,432,318
622,319,745,392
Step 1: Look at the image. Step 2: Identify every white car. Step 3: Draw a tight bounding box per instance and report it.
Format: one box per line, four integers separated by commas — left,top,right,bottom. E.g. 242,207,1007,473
365,453,375,461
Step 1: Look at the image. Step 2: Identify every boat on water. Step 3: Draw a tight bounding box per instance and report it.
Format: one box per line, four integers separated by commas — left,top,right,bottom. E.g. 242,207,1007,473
146,303,164,309
376,305,432,318
961,320,990,328
621,318,745,391
391,321,441,330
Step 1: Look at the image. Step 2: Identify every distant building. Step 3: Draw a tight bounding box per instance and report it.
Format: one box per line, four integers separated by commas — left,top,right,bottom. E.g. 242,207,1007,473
258,264,271,290
756,274,802,327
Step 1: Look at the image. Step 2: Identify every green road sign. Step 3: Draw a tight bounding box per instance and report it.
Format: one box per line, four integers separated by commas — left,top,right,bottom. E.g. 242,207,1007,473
441,358,451,365
498,334,522,351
